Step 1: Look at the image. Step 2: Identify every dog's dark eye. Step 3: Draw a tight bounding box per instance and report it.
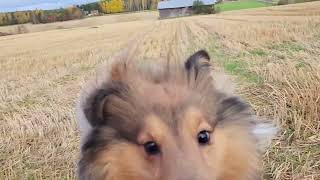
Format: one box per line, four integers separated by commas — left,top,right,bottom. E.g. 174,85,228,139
144,141,160,155
198,130,211,145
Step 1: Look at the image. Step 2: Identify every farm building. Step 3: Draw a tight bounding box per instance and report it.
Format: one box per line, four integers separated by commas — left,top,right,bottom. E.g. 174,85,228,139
157,0,217,18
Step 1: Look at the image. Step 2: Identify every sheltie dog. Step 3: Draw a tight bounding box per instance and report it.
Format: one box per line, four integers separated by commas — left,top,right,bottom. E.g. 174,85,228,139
76,50,277,180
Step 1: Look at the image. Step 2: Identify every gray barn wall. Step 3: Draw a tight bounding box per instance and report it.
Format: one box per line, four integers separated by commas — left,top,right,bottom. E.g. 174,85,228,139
159,7,193,18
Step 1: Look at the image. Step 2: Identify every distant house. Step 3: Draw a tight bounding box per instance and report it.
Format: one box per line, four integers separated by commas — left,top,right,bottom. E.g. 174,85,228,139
83,10,89,16
88,10,99,16
157,0,217,18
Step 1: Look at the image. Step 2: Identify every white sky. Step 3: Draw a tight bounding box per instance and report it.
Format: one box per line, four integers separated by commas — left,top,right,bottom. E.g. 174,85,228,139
0,0,99,12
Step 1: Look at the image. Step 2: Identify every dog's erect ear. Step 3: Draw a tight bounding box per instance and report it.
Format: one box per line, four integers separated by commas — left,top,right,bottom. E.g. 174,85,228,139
83,81,128,127
76,60,129,141
185,50,211,80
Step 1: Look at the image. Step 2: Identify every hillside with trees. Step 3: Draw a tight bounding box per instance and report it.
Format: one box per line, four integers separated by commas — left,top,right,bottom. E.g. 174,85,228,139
0,6,84,26
0,0,160,26
81,0,160,12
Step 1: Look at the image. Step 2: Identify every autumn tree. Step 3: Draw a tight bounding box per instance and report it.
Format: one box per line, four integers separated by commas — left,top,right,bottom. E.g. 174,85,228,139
13,11,31,24
0,13,6,25
123,0,159,11
100,0,125,13
6,13,14,25
149,0,159,10
66,6,84,20
31,10,44,24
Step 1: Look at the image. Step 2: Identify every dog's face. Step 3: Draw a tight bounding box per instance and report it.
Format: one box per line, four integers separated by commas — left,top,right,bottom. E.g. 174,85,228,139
76,50,276,180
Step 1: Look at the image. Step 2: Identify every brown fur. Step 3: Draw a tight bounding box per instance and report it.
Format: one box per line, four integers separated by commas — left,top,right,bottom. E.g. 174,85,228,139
77,50,275,180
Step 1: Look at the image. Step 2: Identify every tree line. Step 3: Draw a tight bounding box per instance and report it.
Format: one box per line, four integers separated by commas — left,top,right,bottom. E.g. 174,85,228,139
123,0,159,11
0,6,83,26
0,0,160,26
81,0,159,14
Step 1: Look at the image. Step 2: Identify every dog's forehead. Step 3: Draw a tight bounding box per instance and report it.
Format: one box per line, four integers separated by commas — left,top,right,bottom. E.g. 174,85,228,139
139,108,207,142
95,62,219,142
104,80,211,139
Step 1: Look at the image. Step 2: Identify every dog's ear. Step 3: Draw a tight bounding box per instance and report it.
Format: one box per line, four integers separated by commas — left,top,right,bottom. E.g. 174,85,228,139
216,95,278,153
82,81,128,127
76,61,129,140
184,50,211,80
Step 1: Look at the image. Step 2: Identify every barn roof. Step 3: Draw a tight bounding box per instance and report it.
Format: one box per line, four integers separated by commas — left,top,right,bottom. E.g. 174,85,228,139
157,0,216,10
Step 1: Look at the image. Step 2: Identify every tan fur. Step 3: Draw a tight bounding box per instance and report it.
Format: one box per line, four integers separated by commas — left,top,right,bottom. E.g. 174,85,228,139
94,143,154,180
139,114,170,145
81,109,260,180
212,126,261,180
77,50,276,180
182,107,212,137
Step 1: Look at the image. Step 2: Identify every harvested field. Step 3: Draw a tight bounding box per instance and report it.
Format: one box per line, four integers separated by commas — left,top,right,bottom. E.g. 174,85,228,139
1,1,320,179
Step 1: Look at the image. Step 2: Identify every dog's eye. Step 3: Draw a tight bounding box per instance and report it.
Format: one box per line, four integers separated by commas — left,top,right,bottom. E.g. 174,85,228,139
197,130,211,145
144,141,160,155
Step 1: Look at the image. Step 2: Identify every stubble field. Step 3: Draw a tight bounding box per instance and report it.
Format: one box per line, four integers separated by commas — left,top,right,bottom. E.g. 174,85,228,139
1,1,320,179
